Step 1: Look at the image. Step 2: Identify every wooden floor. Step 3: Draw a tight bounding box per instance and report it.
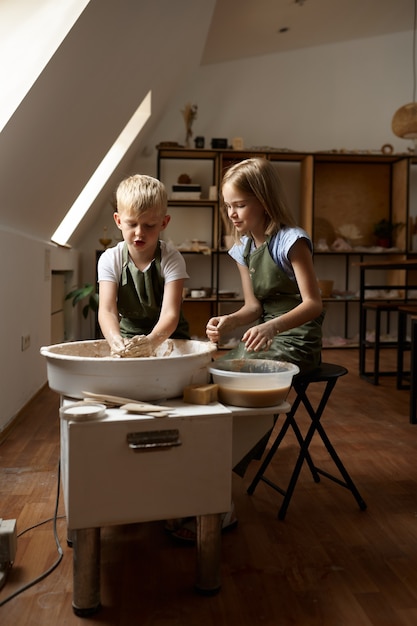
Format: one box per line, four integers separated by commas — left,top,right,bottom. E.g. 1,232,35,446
0,348,416,625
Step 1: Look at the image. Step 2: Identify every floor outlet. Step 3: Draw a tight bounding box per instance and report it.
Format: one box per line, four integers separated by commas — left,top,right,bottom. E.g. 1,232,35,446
0,518,17,562
0,518,17,591
21,334,31,351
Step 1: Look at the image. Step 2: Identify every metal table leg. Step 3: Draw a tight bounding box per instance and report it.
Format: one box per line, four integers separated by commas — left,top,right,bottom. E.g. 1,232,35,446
194,513,222,595
72,527,101,616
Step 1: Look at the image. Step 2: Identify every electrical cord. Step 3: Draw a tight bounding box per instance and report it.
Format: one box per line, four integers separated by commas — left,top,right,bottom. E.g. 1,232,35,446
0,460,65,607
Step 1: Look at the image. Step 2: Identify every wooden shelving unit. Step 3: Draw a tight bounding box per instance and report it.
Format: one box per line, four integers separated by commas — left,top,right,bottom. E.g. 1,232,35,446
157,147,413,344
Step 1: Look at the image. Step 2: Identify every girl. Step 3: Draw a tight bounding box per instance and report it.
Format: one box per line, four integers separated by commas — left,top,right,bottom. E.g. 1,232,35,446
206,157,324,373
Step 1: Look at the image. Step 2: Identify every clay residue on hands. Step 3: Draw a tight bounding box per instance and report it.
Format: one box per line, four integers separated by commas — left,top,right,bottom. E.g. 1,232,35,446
111,336,174,359
111,335,151,358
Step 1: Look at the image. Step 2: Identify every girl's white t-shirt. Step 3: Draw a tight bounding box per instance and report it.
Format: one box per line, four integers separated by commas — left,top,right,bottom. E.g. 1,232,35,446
228,226,312,281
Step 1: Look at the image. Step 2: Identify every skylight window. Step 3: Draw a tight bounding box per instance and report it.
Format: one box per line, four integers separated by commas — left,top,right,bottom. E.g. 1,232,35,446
51,91,152,246
0,0,90,133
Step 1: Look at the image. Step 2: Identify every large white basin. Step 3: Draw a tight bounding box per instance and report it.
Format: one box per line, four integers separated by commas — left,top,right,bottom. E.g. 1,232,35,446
40,339,217,401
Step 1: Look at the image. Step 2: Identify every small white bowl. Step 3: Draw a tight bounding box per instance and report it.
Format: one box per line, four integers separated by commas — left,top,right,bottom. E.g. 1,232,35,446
59,402,107,422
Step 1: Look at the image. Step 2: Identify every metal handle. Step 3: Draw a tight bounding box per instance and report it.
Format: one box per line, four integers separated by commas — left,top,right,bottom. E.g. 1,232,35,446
127,429,181,451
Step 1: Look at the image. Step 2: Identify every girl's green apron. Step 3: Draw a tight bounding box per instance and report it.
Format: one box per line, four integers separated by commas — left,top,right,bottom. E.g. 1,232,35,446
226,236,324,477
221,236,324,374
117,242,190,339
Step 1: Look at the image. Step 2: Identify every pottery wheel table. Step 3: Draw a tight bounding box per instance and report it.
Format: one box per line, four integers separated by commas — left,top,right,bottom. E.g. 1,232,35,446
59,397,290,616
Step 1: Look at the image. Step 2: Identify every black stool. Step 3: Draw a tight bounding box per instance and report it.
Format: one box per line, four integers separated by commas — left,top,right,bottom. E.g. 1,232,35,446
247,363,367,520
360,301,403,385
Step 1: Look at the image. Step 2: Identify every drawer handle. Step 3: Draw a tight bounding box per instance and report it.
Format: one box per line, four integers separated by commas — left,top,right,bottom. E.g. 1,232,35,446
127,429,181,451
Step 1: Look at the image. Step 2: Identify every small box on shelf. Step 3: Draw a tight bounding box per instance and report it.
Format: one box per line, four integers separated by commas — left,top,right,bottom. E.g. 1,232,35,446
171,184,202,200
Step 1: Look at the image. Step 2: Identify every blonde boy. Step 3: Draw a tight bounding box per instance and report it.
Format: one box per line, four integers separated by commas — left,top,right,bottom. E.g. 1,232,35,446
98,174,189,357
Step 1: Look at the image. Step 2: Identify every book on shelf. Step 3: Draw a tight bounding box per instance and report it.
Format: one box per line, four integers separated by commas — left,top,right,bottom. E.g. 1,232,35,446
170,192,202,200
172,184,201,192
171,183,202,200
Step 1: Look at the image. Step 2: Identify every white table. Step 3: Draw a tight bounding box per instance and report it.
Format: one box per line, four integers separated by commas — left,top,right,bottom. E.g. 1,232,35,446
60,398,290,615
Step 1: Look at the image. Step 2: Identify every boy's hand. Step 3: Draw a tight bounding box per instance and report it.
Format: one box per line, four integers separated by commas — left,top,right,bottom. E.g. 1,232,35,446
109,335,155,358
123,335,154,358
109,336,128,357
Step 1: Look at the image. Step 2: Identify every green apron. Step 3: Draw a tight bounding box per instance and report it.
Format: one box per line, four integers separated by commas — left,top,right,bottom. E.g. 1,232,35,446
117,242,190,340
227,236,324,477
221,236,324,374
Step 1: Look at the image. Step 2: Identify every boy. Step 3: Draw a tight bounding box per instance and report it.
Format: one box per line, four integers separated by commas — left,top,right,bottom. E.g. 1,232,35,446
98,174,189,357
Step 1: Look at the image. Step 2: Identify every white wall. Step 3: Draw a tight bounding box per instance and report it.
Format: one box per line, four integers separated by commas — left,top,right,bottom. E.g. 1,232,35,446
134,31,413,160
0,228,78,431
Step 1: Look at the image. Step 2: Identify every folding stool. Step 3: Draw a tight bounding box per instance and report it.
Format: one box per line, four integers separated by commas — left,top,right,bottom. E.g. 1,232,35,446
247,363,367,520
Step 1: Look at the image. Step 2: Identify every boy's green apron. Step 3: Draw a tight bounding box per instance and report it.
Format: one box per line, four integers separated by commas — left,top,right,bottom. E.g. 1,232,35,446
220,236,324,374
117,242,190,339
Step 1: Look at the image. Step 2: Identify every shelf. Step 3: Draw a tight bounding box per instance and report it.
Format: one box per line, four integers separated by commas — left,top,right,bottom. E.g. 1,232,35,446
168,199,218,206
178,248,214,254
157,148,219,159
184,297,217,302
158,147,414,349
314,249,407,256
322,297,359,303
313,152,407,164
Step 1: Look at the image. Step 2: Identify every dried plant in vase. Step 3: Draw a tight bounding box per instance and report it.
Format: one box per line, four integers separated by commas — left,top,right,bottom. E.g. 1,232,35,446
181,103,198,148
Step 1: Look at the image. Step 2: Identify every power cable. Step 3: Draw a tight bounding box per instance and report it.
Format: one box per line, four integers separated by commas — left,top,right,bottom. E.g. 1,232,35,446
0,460,64,607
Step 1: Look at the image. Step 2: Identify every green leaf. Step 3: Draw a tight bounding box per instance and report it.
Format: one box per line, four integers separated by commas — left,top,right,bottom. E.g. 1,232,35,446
89,293,99,312
82,304,90,319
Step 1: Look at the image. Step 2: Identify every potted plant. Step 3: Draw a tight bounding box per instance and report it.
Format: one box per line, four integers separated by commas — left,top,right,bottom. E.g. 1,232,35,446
65,283,100,339
65,283,99,319
373,219,404,248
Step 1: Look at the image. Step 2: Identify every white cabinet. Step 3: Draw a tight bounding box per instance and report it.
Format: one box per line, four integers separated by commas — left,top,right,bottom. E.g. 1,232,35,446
61,403,233,529
60,399,283,529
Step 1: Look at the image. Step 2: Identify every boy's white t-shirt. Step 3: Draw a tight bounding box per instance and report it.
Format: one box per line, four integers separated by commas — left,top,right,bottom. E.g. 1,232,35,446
97,240,189,284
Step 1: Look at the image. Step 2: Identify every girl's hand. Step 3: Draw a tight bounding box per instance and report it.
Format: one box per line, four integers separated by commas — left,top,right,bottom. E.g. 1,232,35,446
206,315,230,343
242,323,275,352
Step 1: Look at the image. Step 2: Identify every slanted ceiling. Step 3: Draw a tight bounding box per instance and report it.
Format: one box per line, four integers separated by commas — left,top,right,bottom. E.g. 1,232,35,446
202,0,412,64
0,0,216,245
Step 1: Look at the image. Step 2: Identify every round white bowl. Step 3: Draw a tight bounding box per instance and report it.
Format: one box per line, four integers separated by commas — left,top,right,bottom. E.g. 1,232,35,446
41,339,217,401
209,359,299,407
